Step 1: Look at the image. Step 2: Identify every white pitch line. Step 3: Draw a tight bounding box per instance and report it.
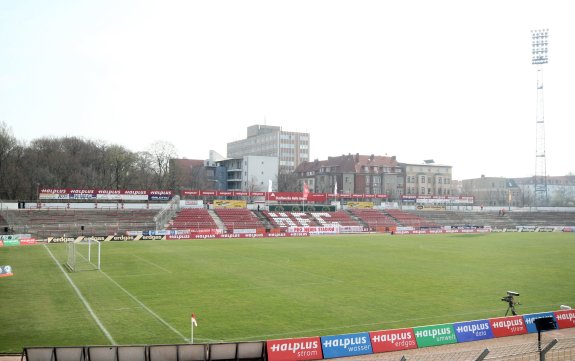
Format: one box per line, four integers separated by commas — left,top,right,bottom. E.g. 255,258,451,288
99,270,188,342
133,255,172,273
44,244,116,345
113,273,165,278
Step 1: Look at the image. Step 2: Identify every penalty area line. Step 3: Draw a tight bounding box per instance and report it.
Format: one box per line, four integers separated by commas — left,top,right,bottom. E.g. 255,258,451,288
132,255,172,273
44,244,116,345
99,270,189,342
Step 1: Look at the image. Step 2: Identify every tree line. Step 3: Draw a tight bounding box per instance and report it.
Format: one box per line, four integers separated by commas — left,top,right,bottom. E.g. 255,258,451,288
0,122,182,201
0,122,301,201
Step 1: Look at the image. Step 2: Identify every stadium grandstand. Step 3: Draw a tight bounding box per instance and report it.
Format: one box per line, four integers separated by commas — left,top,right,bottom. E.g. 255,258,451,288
213,208,267,231
348,208,398,230
168,208,218,230
4,206,575,240
385,208,441,229
2,187,575,240
262,211,321,230
312,210,363,227
2,208,158,239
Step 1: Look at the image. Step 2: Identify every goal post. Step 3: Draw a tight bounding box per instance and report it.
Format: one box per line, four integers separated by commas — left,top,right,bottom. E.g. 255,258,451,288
65,238,101,272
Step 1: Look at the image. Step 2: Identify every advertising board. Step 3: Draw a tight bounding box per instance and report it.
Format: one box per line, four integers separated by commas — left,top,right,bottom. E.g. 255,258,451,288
554,309,575,329
413,324,457,347
369,328,417,353
320,332,372,359
453,320,494,342
489,316,527,337
213,200,247,208
267,337,323,361
523,312,557,333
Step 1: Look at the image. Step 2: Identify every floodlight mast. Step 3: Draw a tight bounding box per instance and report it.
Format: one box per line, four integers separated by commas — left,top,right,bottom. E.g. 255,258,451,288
531,29,549,208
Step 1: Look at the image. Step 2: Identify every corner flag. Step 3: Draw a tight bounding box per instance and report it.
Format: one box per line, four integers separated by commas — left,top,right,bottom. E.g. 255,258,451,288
190,313,198,344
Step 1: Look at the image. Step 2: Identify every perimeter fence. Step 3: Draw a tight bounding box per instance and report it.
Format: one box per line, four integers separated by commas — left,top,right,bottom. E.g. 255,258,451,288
372,336,575,361
20,336,575,361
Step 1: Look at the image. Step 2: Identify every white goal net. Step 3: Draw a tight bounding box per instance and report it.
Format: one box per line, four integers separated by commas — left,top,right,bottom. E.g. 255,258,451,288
65,239,101,272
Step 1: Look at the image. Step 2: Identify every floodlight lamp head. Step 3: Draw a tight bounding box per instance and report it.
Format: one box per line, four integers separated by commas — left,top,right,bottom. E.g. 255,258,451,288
531,28,549,65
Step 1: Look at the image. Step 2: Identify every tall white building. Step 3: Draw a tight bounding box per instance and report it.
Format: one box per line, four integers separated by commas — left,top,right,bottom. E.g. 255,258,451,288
217,155,278,192
227,125,310,173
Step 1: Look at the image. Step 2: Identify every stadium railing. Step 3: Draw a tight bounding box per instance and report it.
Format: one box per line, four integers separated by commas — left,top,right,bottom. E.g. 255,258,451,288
154,195,180,230
23,341,266,361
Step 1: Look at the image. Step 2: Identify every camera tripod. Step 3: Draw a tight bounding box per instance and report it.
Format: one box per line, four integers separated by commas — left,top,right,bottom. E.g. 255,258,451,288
505,299,518,316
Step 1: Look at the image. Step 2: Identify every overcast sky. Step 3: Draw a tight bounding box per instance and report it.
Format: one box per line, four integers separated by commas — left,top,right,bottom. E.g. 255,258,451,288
1,0,573,180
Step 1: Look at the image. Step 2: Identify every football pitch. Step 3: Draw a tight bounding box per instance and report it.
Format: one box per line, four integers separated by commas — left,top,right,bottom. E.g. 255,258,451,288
1,232,574,353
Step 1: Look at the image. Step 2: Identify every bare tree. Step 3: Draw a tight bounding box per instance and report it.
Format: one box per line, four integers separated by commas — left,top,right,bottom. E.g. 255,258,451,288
129,151,150,189
0,122,17,198
247,176,263,192
2,143,29,199
148,141,178,189
277,170,300,192
105,145,137,189
0,132,181,200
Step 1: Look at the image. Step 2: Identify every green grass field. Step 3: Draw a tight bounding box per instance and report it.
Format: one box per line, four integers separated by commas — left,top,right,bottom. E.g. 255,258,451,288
1,232,574,353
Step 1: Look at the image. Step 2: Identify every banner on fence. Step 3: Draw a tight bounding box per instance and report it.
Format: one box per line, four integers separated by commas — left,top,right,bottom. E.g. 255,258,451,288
369,328,417,353
554,309,575,329
213,200,247,208
413,324,457,348
320,332,372,359
523,312,557,333
267,337,323,361
489,316,527,337
453,320,494,342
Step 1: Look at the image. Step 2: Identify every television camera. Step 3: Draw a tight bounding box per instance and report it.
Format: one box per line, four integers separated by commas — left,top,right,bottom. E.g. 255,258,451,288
501,291,520,316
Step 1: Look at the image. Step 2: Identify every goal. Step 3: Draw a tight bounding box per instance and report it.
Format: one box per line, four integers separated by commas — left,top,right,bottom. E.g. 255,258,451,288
66,238,101,272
